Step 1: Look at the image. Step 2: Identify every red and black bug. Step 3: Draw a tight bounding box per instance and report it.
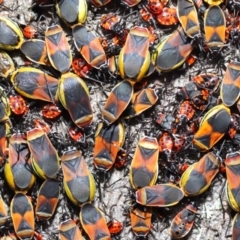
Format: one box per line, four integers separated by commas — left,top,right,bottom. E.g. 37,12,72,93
23,25,37,39
147,0,163,14
156,7,178,26
115,149,128,169
191,73,220,92
100,12,127,42
170,203,197,239
158,132,174,162
68,126,84,142
228,114,240,139
33,118,51,133
173,135,186,153
71,57,92,78
107,220,123,236
42,103,61,119
9,95,28,115
175,101,195,129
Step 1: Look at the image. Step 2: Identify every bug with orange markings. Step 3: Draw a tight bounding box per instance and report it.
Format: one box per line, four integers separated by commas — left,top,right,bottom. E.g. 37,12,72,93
129,135,159,189
94,121,125,172
177,0,200,39
42,103,61,119
111,29,129,48
156,7,178,26
71,57,92,78
179,82,210,111
204,5,226,53
147,0,163,14
45,25,72,73
4,132,36,193
23,25,37,39
100,13,122,33
35,179,60,220
176,82,209,110
186,54,197,67
33,118,51,133
107,220,123,236
9,95,28,115
225,151,240,212
135,184,184,207
114,130,131,169
122,88,159,119
115,149,128,169
100,13,129,49
193,104,231,151
27,128,60,179
10,193,35,240
220,61,240,107
153,27,193,72
130,205,152,238
172,135,186,153
57,72,93,128
107,55,119,75
170,203,197,239
175,100,195,130
72,24,107,69
192,92,209,111
118,26,151,82
158,132,174,162
228,114,240,139
146,25,158,45
68,126,84,142
80,203,111,240
61,148,96,206
102,80,133,125
11,67,59,103
140,9,154,23
191,73,220,92
141,1,177,27
59,213,83,240
180,152,220,196
20,40,50,66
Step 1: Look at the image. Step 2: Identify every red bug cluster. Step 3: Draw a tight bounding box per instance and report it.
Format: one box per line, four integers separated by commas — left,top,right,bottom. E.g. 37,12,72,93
72,57,92,78
68,126,84,142
100,12,129,51
140,0,178,26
